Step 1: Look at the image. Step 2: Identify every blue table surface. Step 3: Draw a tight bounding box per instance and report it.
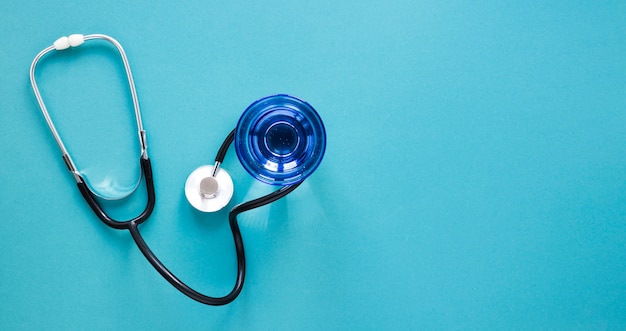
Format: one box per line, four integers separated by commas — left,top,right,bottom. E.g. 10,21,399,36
2,1,626,330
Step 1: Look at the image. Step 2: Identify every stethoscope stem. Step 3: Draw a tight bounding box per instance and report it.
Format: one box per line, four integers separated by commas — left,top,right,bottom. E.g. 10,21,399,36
210,128,234,178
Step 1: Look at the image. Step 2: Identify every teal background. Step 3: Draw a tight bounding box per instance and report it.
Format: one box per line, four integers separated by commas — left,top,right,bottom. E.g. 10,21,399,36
2,1,626,329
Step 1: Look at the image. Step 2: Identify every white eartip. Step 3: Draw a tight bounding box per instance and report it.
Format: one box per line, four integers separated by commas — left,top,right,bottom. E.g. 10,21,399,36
53,36,70,50
68,34,84,47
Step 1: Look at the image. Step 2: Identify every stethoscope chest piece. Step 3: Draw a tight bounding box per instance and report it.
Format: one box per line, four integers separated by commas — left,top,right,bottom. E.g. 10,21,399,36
185,165,234,212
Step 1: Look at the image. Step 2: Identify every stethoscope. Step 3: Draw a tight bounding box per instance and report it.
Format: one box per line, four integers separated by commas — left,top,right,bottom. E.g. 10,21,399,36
29,34,326,305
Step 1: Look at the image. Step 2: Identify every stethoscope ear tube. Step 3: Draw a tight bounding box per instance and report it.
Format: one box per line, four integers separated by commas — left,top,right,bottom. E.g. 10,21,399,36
30,34,148,200
77,157,155,229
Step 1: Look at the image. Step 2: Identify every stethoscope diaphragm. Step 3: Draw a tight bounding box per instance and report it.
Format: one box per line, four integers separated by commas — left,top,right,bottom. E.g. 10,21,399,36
185,165,234,212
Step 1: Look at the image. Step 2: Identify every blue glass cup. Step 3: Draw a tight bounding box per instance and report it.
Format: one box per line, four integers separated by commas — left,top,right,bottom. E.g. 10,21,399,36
235,94,326,185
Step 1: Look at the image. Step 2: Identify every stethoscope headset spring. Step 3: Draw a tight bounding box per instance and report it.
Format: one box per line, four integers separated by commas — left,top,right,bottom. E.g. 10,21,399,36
29,34,326,305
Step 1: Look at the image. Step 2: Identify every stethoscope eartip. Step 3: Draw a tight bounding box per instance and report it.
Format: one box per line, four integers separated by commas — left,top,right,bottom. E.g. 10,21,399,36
185,165,234,212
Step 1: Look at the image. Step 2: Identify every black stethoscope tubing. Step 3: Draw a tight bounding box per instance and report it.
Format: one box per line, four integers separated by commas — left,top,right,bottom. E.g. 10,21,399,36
30,34,304,305
79,128,300,305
